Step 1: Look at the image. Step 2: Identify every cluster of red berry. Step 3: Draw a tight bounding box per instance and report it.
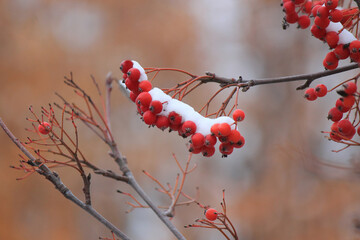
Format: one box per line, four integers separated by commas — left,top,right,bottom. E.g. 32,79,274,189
206,111,245,157
304,81,359,141
326,81,359,141
119,60,246,157
282,0,360,70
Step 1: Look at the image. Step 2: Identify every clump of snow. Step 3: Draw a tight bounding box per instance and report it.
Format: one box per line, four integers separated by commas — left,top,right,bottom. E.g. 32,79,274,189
148,87,235,136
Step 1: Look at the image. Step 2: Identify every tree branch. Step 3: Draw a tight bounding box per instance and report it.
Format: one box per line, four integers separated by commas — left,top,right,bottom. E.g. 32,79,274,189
0,118,130,240
202,63,359,90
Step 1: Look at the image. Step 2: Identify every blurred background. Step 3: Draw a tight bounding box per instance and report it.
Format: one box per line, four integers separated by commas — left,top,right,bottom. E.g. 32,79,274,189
1,0,360,239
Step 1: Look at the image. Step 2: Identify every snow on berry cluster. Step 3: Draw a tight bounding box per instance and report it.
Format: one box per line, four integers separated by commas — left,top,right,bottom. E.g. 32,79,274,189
282,0,360,69
119,60,246,157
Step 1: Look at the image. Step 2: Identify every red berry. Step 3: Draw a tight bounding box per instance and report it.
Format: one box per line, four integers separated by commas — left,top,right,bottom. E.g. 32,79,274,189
138,80,152,92
139,105,149,115
331,121,339,132
325,0,338,10
169,122,182,131
343,81,357,95
338,119,354,136
329,9,343,22
120,60,133,74
286,12,299,24
188,144,202,154
233,109,245,122
314,16,330,29
327,107,343,122
303,1,312,14
349,40,360,62
204,134,217,146
323,51,339,70
311,5,321,17
168,111,182,126
304,88,317,101
283,2,295,14
218,123,231,137
149,100,163,114
344,126,356,139
342,95,355,108
155,115,170,130
219,143,233,157
311,25,326,39
218,135,229,143
129,91,138,102
233,134,245,148
202,145,215,157
315,84,327,97
317,6,329,19
333,44,350,60
210,123,220,136
336,98,351,112
330,132,342,141
127,68,141,82
38,122,51,135
178,127,186,138
191,133,205,148
142,111,157,125
135,92,152,107
125,78,139,92
297,15,311,29
325,31,339,49
357,126,360,136
227,129,241,145
205,208,218,221
181,121,197,137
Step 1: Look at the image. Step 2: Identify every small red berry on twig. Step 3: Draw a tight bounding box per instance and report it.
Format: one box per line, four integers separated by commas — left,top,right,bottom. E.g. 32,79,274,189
127,68,141,82
304,88,317,101
315,84,327,97
327,107,343,122
205,208,218,221
120,60,133,74
232,109,245,122
38,122,51,135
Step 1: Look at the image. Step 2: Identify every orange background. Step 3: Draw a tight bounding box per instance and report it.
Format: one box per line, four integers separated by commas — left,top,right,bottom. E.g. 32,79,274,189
1,0,360,239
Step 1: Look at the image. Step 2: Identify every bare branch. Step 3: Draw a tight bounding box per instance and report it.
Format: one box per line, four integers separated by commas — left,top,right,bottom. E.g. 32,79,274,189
0,118,130,240
202,63,359,90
